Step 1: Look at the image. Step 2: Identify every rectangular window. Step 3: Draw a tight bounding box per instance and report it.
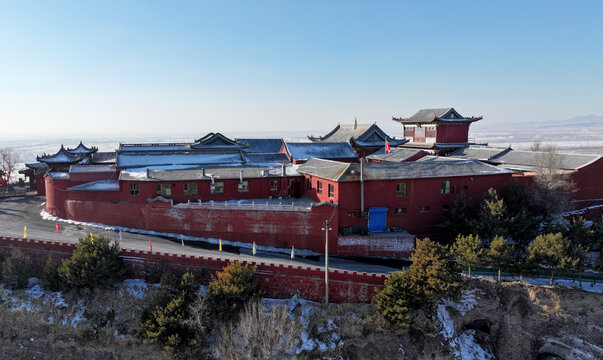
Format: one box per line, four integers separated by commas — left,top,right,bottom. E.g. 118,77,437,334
183,183,198,195
238,181,249,192
396,182,407,197
211,182,224,194
394,208,406,214
348,211,356,218
317,181,322,194
441,180,451,194
463,185,468,192
306,177,312,190
426,127,436,138
270,179,278,191
129,183,139,196
418,206,430,213
156,184,172,196
328,184,334,198
442,204,450,211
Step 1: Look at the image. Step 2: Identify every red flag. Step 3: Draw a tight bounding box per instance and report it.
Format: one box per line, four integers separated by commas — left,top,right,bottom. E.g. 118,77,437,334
385,138,391,154
149,240,152,252
56,223,59,233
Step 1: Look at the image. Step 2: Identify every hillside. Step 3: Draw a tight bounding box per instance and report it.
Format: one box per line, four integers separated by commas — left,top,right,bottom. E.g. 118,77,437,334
1,278,601,359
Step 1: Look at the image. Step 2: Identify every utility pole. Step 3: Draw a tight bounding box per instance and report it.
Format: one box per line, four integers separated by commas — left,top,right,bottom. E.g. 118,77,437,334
322,219,332,304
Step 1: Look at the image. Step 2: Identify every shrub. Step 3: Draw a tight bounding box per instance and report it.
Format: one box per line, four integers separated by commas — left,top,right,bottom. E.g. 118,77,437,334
41,255,63,291
1,249,33,289
214,301,301,360
374,238,460,328
207,262,262,320
141,272,204,358
58,234,125,289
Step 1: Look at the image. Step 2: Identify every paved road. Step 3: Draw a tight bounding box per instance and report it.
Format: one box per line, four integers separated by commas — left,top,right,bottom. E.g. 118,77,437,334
0,196,400,274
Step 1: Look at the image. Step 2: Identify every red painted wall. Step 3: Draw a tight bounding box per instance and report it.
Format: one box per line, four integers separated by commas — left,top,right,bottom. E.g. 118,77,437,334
0,236,386,303
436,124,469,143
305,172,514,236
63,199,340,255
572,157,603,201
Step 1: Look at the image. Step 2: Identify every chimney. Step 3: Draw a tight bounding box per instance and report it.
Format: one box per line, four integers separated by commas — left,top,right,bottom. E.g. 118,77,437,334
239,169,243,183
202,168,206,177
281,162,286,177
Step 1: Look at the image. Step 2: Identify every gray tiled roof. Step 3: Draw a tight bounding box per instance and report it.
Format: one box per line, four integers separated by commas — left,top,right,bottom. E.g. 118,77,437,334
237,138,284,153
448,145,511,161
91,151,117,164
192,133,246,149
489,150,600,171
393,107,482,124
298,157,511,182
308,123,405,147
284,142,358,161
243,153,290,164
367,148,428,162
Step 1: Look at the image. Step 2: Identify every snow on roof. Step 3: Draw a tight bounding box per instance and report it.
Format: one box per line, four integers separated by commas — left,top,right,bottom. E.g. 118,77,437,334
68,180,120,192
284,142,358,161
119,143,192,152
69,165,116,173
120,164,301,181
117,152,244,168
48,172,70,180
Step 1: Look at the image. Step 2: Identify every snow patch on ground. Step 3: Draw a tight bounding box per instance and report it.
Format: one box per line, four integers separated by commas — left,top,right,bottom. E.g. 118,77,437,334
118,279,149,300
474,274,603,294
456,330,495,359
437,289,495,359
0,196,26,201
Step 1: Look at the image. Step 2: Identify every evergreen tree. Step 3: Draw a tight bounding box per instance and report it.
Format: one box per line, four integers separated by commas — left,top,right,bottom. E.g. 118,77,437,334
565,216,595,249
408,238,461,300
372,270,417,327
58,234,125,289
207,262,262,321
373,238,460,328
502,181,541,243
473,188,508,239
486,236,513,281
452,234,484,278
527,233,583,285
445,193,474,238
590,215,603,252
141,272,204,357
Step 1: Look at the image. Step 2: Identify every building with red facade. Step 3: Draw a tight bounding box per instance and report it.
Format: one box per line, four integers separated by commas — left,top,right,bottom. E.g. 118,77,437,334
393,108,483,155
37,113,603,259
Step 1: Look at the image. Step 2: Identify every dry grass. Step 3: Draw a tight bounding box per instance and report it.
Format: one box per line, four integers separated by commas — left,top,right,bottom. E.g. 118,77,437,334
0,283,164,360
215,301,301,360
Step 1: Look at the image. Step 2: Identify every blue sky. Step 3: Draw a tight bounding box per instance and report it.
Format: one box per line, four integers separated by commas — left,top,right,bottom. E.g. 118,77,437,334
1,0,602,137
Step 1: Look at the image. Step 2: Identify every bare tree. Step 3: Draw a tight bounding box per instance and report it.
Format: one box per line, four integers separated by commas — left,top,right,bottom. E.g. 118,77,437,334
0,148,19,188
531,144,576,215
214,301,301,360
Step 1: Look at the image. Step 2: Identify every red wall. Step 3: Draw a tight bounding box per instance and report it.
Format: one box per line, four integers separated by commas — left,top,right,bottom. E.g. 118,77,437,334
63,199,341,255
436,124,469,143
306,172,514,236
0,236,386,303
572,157,603,201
